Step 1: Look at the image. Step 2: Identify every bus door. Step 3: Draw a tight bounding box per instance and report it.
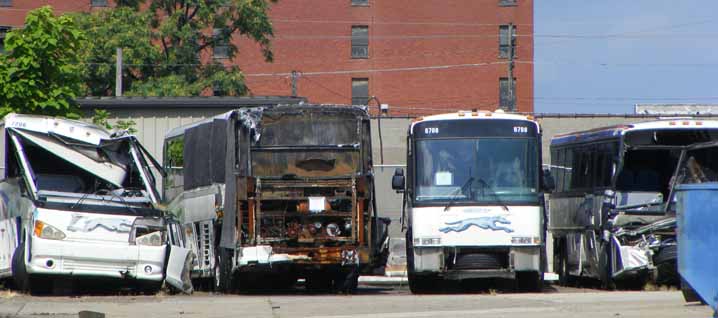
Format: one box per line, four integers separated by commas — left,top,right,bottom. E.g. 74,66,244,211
165,217,194,293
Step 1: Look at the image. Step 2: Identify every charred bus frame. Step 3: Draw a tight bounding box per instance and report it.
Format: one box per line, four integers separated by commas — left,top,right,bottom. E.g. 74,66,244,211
163,105,389,293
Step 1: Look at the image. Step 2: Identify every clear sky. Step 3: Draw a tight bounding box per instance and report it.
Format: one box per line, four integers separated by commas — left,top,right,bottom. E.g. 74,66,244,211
534,1,718,114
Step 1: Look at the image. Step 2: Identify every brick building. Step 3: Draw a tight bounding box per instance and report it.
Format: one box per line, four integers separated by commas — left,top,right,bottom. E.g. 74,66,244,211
0,0,534,115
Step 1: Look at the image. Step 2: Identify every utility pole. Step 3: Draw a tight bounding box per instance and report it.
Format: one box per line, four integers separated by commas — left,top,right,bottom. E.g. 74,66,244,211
115,47,123,97
507,23,515,111
290,70,299,96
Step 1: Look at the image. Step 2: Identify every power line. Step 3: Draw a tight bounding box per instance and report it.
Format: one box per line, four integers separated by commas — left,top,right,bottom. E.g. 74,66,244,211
246,61,509,77
273,18,532,27
301,76,349,100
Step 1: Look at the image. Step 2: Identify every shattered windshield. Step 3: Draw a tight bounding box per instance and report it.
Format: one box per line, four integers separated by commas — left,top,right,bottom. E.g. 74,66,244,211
258,110,360,146
11,130,155,205
251,108,365,178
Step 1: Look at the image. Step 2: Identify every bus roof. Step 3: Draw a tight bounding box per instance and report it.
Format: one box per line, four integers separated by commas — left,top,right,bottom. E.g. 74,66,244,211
410,110,539,133
551,119,718,146
1,113,112,146
164,104,369,140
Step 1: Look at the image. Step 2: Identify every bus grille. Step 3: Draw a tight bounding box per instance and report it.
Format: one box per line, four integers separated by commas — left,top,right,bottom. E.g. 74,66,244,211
450,252,508,270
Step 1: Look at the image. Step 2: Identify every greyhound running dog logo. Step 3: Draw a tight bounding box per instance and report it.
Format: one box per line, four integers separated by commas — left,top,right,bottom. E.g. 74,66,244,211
439,216,514,233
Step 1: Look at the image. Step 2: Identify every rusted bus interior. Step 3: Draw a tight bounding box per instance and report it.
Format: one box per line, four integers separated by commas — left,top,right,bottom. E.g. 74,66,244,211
236,174,375,265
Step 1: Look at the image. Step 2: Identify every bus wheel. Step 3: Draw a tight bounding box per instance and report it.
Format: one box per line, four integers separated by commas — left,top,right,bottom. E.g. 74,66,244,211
214,248,235,293
306,274,333,292
333,269,359,294
11,242,30,293
556,246,573,287
598,243,616,290
408,273,437,294
516,271,543,292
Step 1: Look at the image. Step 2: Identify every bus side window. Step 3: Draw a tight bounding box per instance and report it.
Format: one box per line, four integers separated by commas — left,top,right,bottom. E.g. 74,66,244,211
164,136,185,201
564,147,574,192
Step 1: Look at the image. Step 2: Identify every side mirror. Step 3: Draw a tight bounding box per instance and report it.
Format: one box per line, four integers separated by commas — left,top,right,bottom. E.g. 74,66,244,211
392,168,405,192
542,168,556,192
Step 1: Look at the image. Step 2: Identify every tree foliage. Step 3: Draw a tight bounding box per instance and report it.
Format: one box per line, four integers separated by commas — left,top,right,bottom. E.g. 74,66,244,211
73,8,160,96
75,0,276,97
0,6,84,117
91,109,137,134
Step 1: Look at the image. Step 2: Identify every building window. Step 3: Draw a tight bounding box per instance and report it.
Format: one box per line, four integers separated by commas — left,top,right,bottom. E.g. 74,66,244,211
213,28,230,59
351,26,368,59
499,0,517,6
351,0,369,6
0,0,12,7
351,78,369,105
91,0,108,7
0,27,10,54
499,77,516,110
499,25,516,59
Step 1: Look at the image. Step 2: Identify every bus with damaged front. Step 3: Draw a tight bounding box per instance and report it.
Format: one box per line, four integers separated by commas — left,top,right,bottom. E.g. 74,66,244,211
163,105,390,293
391,110,553,293
0,114,193,294
549,119,718,290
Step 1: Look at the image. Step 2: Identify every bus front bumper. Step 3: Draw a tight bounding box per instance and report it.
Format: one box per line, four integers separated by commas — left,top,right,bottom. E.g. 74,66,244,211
412,246,541,276
26,237,166,282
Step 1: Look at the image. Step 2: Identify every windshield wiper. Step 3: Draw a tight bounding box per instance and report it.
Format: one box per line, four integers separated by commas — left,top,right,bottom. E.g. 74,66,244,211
71,189,138,215
476,179,509,212
444,177,474,212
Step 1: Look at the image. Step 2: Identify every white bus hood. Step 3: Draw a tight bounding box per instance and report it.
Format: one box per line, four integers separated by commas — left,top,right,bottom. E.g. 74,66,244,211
411,205,542,247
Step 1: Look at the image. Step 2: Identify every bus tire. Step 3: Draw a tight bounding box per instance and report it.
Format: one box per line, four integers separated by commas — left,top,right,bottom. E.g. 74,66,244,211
11,242,29,293
556,242,574,287
408,273,438,294
517,271,543,292
599,243,616,290
306,273,333,292
334,269,359,294
214,248,235,293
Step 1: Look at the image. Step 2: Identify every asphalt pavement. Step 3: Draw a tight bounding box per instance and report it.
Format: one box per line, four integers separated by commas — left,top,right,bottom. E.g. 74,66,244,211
0,283,712,318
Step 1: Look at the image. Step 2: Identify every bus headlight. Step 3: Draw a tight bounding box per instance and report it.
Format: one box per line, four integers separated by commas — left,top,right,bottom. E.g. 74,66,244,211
511,236,541,245
34,221,67,240
414,237,441,246
135,231,165,246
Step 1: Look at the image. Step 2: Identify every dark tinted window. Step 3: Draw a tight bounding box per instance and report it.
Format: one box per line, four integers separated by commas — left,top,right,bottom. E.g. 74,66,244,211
499,77,516,110
351,78,369,105
351,26,368,58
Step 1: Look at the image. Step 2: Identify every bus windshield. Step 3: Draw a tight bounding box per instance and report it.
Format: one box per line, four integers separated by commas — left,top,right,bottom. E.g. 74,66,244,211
415,138,539,204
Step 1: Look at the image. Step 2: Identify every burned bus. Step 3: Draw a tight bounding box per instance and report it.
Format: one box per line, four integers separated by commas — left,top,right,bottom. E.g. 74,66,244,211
163,105,389,293
392,110,552,293
0,114,192,294
549,119,718,289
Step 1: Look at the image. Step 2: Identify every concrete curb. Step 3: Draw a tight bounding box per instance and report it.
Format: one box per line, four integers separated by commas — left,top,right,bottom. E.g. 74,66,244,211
359,273,558,285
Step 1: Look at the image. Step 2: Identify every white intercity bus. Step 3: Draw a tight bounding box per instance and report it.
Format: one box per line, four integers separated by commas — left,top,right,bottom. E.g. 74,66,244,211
392,110,553,293
0,114,191,294
549,119,718,290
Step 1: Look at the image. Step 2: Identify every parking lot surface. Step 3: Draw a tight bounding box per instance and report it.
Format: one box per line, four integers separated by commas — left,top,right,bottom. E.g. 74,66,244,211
0,284,711,318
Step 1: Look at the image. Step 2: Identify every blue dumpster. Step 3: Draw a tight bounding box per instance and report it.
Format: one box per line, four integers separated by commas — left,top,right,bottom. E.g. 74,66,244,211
676,183,718,314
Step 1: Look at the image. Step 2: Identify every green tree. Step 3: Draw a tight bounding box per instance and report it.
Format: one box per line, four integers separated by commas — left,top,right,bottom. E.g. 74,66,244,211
91,109,137,134
73,8,160,96
76,0,276,97
0,6,85,117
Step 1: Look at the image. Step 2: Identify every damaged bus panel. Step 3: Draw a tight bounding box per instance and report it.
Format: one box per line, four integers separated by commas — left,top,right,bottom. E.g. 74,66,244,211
549,119,718,289
0,114,192,294
163,105,389,293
